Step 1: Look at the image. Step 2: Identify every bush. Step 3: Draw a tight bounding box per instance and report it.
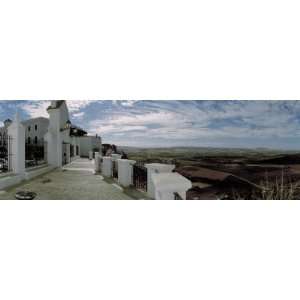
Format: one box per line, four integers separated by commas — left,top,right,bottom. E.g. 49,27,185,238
230,171,300,200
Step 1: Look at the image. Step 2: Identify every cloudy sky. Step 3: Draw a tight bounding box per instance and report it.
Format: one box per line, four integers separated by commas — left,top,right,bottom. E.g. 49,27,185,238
0,100,299,149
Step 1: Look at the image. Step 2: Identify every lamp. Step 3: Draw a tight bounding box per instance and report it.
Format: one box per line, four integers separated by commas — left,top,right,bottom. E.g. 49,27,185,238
65,120,72,130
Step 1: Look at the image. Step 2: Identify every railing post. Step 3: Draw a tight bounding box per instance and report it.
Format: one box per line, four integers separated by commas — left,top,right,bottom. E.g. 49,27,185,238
145,163,175,199
151,172,192,200
102,157,112,177
89,151,93,160
7,112,25,175
117,159,136,187
94,152,102,173
111,154,122,179
66,144,71,164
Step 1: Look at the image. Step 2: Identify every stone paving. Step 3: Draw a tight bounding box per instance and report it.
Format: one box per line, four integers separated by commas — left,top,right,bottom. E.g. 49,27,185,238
0,158,134,200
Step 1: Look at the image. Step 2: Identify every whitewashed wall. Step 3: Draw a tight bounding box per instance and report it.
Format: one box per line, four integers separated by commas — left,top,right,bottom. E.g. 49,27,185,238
79,136,102,157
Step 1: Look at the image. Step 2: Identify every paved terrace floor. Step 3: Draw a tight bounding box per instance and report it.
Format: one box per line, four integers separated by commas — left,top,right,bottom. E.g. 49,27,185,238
0,158,134,200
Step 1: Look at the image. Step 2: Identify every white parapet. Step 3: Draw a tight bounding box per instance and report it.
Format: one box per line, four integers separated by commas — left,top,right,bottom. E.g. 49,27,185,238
151,172,192,200
66,143,71,164
94,152,102,173
117,159,136,187
145,163,175,199
111,154,122,161
7,112,25,175
89,151,93,160
102,156,112,177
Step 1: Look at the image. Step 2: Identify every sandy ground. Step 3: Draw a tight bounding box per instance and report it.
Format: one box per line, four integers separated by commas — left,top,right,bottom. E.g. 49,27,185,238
0,158,134,200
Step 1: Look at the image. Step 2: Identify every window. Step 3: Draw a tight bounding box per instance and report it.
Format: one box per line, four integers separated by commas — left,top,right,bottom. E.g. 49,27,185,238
34,136,38,144
28,126,31,132
28,137,31,144
35,124,37,131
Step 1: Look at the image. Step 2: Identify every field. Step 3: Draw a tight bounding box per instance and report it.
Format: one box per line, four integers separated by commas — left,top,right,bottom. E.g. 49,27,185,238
120,146,300,200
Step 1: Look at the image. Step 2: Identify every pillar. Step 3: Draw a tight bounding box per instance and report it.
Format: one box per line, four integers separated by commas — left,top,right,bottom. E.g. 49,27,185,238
66,144,71,164
111,154,122,161
45,105,63,167
145,163,175,199
117,159,136,187
102,157,112,177
89,151,93,160
7,112,25,175
94,152,102,173
151,172,192,200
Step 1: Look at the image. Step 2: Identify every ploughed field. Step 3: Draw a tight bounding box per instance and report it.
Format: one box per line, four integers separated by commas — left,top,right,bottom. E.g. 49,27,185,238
122,146,300,200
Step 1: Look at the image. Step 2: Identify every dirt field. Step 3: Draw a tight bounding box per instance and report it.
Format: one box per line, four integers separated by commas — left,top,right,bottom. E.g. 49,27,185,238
124,147,300,200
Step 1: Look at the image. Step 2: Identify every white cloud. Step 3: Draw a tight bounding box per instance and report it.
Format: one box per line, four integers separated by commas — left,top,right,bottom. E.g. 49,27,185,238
72,111,85,119
15,100,300,148
120,100,139,107
84,101,300,146
66,100,92,112
20,100,92,119
21,101,51,118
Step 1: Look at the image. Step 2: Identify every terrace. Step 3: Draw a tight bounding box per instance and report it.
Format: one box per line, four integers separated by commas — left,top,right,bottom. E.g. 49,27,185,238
0,158,134,200
0,104,192,200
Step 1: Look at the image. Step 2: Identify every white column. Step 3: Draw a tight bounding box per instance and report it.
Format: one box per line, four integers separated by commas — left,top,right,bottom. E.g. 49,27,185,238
151,172,192,200
66,144,71,164
145,163,175,199
89,151,93,160
46,105,63,167
117,159,136,187
7,112,25,175
102,157,112,177
111,154,122,161
94,152,102,172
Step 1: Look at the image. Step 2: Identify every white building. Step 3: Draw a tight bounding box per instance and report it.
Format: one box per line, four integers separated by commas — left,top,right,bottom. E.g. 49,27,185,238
0,100,101,163
23,117,49,145
79,135,102,157
1,117,49,146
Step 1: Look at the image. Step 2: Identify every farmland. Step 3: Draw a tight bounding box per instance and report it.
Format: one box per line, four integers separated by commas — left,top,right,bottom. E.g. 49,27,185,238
121,146,300,200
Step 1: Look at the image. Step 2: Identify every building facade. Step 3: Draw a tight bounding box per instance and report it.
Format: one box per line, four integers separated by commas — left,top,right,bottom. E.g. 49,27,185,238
0,100,102,164
23,117,49,145
79,135,102,157
1,117,49,146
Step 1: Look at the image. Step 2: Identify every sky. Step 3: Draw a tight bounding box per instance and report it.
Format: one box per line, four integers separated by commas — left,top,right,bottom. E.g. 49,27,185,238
0,100,300,150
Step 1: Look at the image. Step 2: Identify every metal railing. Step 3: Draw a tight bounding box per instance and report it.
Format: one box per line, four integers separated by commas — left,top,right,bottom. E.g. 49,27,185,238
112,160,118,178
174,192,183,200
25,141,47,168
70,144,74,157
133,163,147,192
0,136,12,173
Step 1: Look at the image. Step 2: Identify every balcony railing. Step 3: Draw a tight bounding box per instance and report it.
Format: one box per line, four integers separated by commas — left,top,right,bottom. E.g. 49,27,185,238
174,192,183,200
0,136,12,173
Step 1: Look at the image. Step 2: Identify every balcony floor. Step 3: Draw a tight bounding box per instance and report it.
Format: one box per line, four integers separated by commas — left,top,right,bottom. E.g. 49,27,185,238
0,158,134,200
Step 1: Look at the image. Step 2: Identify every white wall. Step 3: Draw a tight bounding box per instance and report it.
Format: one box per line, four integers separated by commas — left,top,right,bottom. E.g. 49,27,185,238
1,117,49,146
79,136,102,157
22,117,49,144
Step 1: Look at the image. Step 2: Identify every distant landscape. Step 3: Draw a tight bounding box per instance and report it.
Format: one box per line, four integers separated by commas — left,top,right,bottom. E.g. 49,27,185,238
120,146,300,200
